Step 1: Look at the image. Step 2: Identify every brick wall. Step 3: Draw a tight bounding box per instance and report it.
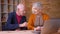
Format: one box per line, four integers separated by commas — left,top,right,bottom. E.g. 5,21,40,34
24,0,60,20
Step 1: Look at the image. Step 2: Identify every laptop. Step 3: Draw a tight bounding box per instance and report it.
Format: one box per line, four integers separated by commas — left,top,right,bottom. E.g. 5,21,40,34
41,19,60,34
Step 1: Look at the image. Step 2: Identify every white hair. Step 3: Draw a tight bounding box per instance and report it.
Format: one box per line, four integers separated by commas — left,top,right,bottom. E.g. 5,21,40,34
17,4,24,10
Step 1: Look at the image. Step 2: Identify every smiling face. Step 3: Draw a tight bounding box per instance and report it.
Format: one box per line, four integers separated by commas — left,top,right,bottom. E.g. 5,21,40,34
17,4,26,16
18,7,25,16
32,2,42,15
32,7,42,15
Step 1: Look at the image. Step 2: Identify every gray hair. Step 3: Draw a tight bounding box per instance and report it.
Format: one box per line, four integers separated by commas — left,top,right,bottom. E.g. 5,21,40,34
32,2,42,9
32,2,42,14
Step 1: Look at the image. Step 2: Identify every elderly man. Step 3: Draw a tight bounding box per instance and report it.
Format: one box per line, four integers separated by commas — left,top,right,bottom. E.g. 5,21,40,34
28,2,49,31
5,3,27,31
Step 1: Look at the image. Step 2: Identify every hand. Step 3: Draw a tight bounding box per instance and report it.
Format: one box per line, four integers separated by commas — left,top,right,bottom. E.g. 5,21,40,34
19,22,27,27
15,28,20,31
34,26,41,31
15,29,20,31
40,27,44,31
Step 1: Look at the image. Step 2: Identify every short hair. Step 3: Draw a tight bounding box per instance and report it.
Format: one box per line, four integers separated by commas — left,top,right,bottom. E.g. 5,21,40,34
32,2,42,14
17,4,24,9
32,2,42,9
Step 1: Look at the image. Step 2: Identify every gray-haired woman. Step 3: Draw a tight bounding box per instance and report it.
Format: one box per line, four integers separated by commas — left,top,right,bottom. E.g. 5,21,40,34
28,2,49,31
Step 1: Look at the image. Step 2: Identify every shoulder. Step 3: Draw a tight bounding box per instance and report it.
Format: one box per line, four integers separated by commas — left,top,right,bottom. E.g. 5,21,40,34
42,13,49,20
30,14,35,17
42,13,49,17
28,14,36,20
8,11,16,16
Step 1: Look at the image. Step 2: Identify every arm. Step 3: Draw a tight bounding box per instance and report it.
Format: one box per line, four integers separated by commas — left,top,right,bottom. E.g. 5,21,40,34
19,16,27,27
43,14,49,25
5,13,19,30
44,14,49,20
28,15,34,30
19,16,27,30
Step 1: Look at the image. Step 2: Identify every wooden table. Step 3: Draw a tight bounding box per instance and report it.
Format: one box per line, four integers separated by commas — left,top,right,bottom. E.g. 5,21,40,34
0,30,40,34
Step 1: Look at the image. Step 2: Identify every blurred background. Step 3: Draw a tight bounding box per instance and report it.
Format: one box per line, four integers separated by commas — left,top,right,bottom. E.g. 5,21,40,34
0,0,60,31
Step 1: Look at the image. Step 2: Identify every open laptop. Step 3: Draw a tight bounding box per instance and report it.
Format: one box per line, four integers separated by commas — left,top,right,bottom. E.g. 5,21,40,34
41,19,60,34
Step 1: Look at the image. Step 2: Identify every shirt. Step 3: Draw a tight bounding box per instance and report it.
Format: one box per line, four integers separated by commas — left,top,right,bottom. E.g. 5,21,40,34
16,14,22,24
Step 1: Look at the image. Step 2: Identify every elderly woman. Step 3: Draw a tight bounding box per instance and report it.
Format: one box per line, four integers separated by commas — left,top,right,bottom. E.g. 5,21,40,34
28,2,49,31
5,3,27,31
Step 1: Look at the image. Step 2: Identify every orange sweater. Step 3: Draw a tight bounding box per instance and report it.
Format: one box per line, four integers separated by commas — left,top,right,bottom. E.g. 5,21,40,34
28,14,49,30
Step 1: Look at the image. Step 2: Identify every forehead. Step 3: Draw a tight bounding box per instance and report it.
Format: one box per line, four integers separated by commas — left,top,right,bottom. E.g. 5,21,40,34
32,7,41,10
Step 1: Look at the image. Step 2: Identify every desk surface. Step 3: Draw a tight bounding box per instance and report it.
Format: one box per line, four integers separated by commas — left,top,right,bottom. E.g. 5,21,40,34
0,30,40,34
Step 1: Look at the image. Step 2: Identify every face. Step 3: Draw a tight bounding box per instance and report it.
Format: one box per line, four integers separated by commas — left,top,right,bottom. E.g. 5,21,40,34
32,7,41,15
18,7,26,16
